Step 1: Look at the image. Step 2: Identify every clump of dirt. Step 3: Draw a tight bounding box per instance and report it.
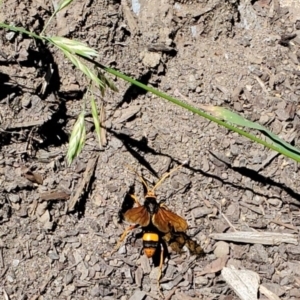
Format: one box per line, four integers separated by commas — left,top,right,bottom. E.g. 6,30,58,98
1,0,300,299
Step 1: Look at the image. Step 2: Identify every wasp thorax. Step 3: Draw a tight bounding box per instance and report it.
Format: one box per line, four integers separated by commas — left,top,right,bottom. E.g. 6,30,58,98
144,197,159,214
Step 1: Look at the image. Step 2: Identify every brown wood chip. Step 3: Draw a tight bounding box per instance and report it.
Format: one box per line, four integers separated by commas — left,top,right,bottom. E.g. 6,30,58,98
40,191,70,201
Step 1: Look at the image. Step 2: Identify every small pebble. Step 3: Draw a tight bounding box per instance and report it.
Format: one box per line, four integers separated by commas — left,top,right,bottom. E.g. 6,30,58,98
64,271,74,285
48,250,59,260
221,172,228,179
149,267,160,280
90,285,101,297
268,198,282,206
194,275,208,286
259,114,269,124
21,93,31,107
214,241,230,258
12,259,19,267
6,31,15,41
290,288,300,298
8,194,20,203
7,275,14,283
118,245,127,255
161,274,183,290
139,254,151,274
129,290,146,300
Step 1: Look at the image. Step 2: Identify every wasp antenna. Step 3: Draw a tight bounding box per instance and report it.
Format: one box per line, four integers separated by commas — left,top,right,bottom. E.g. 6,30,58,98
125,165,150,193
153,163,185,191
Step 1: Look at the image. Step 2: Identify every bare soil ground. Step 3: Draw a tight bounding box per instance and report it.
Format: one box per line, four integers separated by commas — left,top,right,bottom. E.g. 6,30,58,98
1,0,300,299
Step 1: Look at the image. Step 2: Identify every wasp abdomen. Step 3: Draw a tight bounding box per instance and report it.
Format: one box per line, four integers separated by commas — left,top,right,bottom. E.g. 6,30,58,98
143,232,159,258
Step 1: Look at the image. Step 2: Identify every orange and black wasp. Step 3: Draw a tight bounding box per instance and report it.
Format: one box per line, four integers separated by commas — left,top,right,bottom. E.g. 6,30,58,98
115,163,204,286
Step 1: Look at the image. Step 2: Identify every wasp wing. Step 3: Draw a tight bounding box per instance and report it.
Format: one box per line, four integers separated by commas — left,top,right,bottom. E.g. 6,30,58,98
185,237,204,256
162,231,204,256
123,206,151,227
152,207,188,233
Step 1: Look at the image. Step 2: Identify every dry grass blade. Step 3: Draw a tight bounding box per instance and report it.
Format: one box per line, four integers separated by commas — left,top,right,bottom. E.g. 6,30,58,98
97,70,119,96
48,36,98,59
90,94,102,150
48,38,119,94
42,0,74,35
197,104,300,158
56,0,74,11
210,231,298,245
67,110,86,165
60,49,105,88
100,102,107,147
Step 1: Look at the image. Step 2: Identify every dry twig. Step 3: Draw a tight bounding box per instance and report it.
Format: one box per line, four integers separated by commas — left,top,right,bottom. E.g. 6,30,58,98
210,231,298,245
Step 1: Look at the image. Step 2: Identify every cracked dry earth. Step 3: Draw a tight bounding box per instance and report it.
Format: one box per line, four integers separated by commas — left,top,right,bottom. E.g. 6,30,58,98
1,0,300,299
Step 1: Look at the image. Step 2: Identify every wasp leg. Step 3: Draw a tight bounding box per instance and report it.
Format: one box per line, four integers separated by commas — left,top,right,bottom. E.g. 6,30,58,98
129,194,141,206
157,243,164,293
113,224,139,253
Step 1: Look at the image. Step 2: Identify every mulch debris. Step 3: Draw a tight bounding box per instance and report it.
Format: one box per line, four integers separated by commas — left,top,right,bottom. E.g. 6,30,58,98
1,0,300,299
